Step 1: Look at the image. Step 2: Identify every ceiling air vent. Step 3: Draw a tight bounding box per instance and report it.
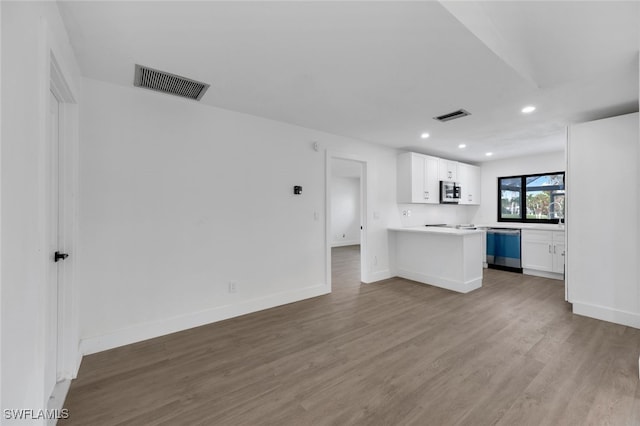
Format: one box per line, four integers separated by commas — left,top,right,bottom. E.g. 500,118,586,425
134,64,210,101
433,109,471,122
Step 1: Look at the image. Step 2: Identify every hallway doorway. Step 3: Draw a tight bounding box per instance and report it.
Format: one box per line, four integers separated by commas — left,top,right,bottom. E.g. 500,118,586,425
326,155,366,290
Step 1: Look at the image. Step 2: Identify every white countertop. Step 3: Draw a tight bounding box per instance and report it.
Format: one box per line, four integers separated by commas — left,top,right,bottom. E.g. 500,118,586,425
389,226,484,236
476,223,565,231
390,223,564,235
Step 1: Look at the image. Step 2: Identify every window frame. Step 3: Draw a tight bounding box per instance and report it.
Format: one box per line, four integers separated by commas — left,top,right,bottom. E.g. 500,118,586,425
497,171,565,224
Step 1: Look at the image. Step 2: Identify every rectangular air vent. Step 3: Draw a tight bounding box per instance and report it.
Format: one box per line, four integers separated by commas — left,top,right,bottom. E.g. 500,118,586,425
433,109,471,122
134,64,210,101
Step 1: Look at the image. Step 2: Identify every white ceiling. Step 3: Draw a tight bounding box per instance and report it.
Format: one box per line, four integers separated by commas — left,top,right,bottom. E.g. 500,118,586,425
57,1,639,163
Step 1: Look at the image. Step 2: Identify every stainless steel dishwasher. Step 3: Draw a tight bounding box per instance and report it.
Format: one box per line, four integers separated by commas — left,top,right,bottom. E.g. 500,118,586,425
486,228,522,273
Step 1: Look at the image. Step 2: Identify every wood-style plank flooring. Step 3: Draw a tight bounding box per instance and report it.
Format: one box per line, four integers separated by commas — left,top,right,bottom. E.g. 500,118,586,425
61,245,640,425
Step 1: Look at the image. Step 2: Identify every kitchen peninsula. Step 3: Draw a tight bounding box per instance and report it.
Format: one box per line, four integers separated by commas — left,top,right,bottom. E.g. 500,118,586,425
389,226,484,293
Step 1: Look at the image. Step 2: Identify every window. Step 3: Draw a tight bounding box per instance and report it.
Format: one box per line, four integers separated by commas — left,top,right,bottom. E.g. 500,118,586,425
498,172,564,223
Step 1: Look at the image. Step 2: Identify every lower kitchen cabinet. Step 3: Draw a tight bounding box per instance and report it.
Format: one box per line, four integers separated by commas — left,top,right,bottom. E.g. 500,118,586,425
552,232,565,274
521,230,565,280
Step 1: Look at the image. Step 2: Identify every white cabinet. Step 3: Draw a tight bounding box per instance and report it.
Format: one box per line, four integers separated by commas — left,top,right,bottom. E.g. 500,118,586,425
438,159,458,182
397,152,439,204
398,153,480,205
521,230,565,279
457,163,481,205
552,232,565,274
567,112,638,308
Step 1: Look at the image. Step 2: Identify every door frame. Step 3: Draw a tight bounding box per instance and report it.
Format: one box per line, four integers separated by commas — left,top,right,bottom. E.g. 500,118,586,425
48,52,79,383
325,151,369,289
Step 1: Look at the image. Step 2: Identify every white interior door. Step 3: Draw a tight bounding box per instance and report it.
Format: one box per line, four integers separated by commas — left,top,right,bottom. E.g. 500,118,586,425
45,90,61,398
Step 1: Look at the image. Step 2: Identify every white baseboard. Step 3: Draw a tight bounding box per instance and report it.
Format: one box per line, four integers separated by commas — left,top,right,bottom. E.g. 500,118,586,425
331,240,360,248
47,379,71,426
396,269,482,294
573,301,640,329
79,284,330,355
523,268,564,281
74,349,83,378
363,269,392,284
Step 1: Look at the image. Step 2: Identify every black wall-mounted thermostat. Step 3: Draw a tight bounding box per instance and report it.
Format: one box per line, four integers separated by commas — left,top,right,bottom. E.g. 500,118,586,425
293,186,302,195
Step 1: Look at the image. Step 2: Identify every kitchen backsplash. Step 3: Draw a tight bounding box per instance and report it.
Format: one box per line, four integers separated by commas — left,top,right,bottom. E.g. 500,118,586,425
397,204,478,228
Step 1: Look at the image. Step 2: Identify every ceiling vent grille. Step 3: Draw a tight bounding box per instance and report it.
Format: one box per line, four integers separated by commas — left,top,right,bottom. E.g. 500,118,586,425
134,64,210,101
433,109,471,122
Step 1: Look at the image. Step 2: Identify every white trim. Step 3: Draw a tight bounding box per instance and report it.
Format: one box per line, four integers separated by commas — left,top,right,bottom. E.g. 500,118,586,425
37,17,50,409
50,56,76,103
48,41,80,384
522,269,564,281
365,269,393,284
358,164,367,282
0,0,3,411
573,301,640,329
80,284,329,355
564,125,570,302
326,151,369,288
396,269,482,294
46,379,71,426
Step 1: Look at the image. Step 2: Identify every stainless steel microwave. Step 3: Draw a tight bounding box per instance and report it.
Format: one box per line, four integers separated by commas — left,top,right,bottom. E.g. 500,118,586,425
440,181,461,204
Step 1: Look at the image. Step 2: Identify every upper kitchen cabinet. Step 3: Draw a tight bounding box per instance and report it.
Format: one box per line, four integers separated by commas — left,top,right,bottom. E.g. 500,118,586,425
397,152,439,204
438,159,458,182
457,163,481,205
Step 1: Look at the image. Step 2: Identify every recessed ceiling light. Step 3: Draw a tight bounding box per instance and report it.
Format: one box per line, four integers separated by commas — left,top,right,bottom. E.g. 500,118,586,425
458,144,467,149
521,105,536,114
485,152,493,157
420,132,430,139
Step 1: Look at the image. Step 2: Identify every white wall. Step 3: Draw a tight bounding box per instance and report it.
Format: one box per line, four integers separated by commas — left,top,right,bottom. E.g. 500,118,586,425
1,1,81,421
567,112,639,327
0,0,4,414
472,151,565,225
78,78,400,354
331,177,361,246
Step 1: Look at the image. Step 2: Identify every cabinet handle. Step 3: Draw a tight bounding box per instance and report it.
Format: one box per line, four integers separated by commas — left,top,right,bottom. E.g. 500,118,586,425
548,244,552,254
424,191,429,199
553,245,556,254
468,195,472,201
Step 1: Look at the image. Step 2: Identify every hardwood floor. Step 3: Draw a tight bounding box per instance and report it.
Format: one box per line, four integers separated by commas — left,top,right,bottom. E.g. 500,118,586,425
61,245,640,425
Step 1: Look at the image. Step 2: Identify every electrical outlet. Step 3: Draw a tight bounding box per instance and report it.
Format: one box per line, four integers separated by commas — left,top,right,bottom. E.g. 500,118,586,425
228,282,237,293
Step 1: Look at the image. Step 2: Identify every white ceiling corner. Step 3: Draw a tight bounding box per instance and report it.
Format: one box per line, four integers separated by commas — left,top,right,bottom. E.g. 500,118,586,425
439,1,539,89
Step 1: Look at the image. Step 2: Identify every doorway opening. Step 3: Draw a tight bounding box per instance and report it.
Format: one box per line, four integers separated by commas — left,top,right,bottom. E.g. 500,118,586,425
326,155,367,292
